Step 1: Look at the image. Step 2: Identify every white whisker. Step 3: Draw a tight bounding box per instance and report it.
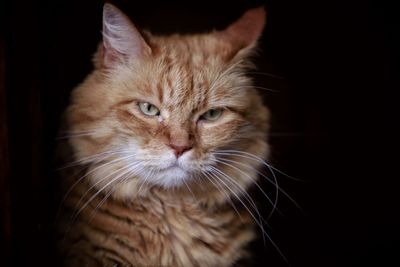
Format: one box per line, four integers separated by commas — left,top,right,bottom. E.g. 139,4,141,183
61,160,141,244
246,71,285,79
201,170,243,221
228,85,278,93
214,158,280,220
182,178,196,199
73,161,141,221
58,148,133,170
209,59,245,93
60,154,134,204
208,166,266,217
214,150,302,210
208,166,287,262
207,166,268,244
88,163,145,222
56,152,137,223
56,132,96,140
136,166,155,196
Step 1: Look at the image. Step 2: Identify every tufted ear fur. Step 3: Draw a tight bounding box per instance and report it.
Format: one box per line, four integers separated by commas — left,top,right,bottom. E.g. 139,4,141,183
217,7,266,58
98,3,151,68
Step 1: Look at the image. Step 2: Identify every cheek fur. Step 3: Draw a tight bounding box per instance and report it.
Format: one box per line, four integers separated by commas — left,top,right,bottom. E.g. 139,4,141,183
115,108,159,144
199,119,244,150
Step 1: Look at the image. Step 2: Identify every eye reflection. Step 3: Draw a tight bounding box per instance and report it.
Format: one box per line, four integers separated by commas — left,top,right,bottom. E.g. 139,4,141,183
138,102,160,116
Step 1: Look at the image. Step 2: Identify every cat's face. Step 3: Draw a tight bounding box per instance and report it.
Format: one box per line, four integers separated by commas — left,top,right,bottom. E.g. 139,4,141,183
66,4,269,198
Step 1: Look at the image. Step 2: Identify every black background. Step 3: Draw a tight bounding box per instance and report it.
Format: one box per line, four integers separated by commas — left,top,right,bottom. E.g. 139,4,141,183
1,0,399,266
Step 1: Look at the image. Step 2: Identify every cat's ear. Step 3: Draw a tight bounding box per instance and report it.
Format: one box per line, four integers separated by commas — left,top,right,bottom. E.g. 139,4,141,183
99,3,151,68
217,7,266,58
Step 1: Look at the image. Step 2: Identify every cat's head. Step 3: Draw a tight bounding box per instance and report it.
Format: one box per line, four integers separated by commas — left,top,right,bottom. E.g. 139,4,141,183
66,4,270,200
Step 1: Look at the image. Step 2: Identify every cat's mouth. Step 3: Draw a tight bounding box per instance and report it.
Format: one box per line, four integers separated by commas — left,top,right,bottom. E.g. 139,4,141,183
150,160,191,187
161,162,184,172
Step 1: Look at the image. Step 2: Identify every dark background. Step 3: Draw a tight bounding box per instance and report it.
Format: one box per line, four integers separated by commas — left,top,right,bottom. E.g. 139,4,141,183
1,0,399,266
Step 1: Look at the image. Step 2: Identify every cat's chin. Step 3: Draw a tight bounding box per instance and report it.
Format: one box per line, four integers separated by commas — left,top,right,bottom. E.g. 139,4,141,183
109,166,193,200
150,165,191,188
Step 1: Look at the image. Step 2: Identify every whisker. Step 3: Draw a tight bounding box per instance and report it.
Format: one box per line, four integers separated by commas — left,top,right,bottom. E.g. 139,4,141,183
269,165,304,182
214,151,280,193
56,130,96,140
190,173,206,191
208,166,287,262
136,166,155,196
220,150,302,183
88,163,145,223
214,158,280,219
209,59,245,92
73,161,141,221
60,154,135,208
61,161,139,244
58,148,133,170
246,71,285,79
207,166,268,245
87,177,125,223
228,85,279,93
208,166,261,215
214,150,302,210
56,132,96,140
71,159,137,217
201,170,243,221
56,153,136,222
182,178,196,199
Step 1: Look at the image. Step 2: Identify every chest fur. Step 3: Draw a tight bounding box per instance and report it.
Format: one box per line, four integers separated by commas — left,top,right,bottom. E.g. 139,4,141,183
60,190,254,267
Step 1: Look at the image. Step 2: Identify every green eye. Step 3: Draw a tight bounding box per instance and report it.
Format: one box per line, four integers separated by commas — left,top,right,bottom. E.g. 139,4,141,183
200,108,223,121
138,102,160,116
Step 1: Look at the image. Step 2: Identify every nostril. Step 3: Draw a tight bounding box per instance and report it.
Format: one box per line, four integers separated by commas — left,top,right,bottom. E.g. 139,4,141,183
169,144,192,158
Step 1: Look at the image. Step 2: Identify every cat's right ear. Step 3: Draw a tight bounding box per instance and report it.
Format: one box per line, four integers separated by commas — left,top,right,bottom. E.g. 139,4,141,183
216,7,266,61
96,3,152,68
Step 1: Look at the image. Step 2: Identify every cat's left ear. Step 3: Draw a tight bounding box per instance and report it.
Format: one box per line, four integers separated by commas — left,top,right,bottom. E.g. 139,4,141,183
217,7,266,58
97,3,152,68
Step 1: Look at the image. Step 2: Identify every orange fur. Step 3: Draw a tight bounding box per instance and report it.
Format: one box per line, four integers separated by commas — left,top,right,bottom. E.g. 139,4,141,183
58,4,269,266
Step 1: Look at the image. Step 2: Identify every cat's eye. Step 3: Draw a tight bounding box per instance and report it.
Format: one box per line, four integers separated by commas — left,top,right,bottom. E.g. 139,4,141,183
138,102,160,116
200,108,223,121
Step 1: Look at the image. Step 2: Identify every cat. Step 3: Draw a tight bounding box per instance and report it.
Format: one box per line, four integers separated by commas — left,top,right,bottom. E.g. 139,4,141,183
57,3,270,267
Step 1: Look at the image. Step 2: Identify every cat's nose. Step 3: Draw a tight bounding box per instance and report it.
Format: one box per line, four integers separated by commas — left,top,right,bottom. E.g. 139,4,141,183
168,144,192,158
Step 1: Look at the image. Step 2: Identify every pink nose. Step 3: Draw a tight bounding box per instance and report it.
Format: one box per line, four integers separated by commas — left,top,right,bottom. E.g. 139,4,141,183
169,144,192,158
